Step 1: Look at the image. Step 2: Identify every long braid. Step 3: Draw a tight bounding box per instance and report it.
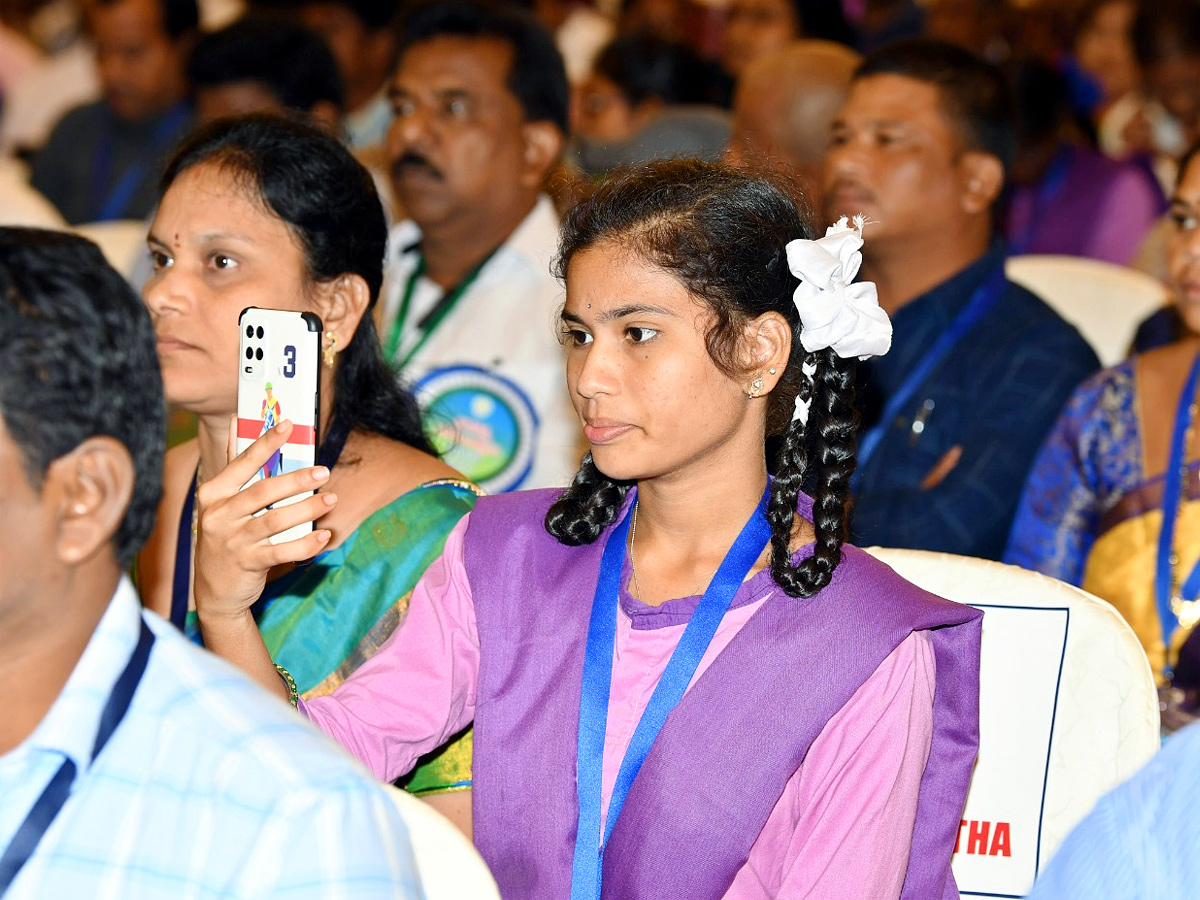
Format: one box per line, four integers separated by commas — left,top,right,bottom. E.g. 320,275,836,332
767,350,817,595
545,452,632,545
769,349,858,596
801,351,859,591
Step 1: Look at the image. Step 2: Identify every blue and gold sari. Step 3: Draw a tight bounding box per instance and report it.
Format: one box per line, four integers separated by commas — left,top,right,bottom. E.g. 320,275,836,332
1006,360,1200,679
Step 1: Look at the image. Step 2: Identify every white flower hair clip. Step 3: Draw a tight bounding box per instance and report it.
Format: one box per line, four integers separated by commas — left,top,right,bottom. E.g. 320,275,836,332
785,214,891,424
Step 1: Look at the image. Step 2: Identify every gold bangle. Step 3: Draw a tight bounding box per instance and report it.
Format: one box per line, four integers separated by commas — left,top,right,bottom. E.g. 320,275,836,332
274,662,299,709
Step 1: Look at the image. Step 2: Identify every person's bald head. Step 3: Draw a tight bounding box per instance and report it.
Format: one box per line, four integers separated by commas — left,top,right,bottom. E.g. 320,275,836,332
727,40,860,198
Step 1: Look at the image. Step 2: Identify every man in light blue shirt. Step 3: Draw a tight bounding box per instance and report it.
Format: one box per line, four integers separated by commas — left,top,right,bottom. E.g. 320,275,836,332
0,227,425,899
1027,721,1200,900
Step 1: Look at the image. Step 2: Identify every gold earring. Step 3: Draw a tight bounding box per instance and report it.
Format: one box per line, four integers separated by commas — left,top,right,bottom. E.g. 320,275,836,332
323,331,338,369
747,375,764,398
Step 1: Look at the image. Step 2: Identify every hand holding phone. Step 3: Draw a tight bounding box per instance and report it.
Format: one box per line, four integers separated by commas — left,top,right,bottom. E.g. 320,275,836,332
192,419,337,628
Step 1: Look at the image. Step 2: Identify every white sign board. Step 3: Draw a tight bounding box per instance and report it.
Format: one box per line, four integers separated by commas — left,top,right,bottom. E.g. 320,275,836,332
953,605,1069,899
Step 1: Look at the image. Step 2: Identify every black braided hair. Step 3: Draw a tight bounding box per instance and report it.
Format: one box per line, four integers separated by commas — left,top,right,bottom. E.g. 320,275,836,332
544,452,632,546
767,349,859,596
545,159,860,596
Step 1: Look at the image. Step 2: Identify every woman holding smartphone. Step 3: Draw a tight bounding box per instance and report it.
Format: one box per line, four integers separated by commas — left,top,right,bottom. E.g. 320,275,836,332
199,160,982,898
136,116,479,827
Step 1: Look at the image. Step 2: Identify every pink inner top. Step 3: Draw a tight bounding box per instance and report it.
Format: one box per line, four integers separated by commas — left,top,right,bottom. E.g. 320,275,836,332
303,516,936,900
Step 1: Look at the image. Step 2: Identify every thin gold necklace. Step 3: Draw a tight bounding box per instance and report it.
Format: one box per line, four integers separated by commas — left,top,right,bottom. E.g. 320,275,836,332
629,502,645,601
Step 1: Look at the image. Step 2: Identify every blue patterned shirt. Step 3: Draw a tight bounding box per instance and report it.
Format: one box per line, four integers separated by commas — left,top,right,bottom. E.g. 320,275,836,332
0,579,425,899
1027,721,1200,900
851,242,1100,559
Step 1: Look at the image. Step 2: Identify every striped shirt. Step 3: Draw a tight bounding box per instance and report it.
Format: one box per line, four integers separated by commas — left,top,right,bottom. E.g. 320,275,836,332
0,578,424,899
1026,721,1200,900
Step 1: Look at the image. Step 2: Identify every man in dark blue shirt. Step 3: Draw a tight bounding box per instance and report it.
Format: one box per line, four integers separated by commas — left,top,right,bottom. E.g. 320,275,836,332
824,39,1099,560
31,0,196,224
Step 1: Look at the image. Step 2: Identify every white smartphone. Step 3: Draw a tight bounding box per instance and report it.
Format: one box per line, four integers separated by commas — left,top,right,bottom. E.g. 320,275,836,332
236,308,322,545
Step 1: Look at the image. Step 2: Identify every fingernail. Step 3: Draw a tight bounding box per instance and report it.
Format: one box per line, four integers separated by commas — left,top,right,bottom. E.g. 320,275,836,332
313,466,330,482
323,492,337,506
276,419,292,433
317,530,331,543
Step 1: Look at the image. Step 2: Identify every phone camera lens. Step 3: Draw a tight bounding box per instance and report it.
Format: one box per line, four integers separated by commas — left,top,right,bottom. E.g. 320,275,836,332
255,347,264,360
256,326,265,339
245,347,253,360
245,325,253,338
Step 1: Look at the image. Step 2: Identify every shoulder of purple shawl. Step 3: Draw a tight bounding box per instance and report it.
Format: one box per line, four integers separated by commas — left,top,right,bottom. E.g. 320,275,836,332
466,487,569,535
835,543,984,629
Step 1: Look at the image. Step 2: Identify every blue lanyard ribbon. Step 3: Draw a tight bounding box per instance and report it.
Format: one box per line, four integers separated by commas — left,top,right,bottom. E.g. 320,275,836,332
570,487,772,900
1155,353,1200,648
0,618,154,895
854,262,1007,484
90,104,189,222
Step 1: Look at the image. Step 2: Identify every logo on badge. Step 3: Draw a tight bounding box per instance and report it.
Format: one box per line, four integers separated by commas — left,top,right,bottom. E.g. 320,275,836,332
416,365,539,493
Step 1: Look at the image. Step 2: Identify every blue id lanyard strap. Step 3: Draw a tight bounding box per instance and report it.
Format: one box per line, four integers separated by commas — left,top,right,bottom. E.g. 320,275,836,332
0,618,154,895
854,263,1008,483
570,487,772,900
1155,352,1200,649
90,104,189,222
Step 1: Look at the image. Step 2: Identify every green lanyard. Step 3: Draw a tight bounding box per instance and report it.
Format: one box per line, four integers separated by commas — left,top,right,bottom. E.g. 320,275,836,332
385,251,495,369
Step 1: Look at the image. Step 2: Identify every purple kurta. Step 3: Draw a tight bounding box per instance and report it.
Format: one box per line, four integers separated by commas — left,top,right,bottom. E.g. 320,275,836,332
465,489,983,900
1004,144,1164,264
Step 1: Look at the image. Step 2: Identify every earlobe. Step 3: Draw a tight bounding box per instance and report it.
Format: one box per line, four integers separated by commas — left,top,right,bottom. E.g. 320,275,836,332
960,152,1004,215
745,312,792,393
52,438,134,566
519,121,566,188
316,275,371,351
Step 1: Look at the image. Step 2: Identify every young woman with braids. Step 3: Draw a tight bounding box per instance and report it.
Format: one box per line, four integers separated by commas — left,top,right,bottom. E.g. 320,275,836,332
199,160,983,900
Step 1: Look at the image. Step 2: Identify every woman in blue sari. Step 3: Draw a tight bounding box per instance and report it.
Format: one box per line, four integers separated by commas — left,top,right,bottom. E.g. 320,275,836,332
1006,140,1200,724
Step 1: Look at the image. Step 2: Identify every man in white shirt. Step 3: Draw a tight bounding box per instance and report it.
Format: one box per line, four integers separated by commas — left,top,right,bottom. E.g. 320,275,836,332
381,0,578,492
0,227,423,899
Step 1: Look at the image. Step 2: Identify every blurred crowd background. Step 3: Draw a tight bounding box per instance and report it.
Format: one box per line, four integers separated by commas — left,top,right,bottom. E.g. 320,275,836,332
0,0,1195,264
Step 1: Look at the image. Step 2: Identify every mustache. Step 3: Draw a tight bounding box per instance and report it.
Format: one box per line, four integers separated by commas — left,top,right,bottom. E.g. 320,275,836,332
392,151,444,181
827,178,875,203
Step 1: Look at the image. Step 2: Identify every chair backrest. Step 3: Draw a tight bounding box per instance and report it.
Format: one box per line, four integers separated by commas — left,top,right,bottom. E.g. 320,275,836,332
1006,254,1168,366
0,158,67,230
865,548,1159,900
384,787,500,900
73,219,147,280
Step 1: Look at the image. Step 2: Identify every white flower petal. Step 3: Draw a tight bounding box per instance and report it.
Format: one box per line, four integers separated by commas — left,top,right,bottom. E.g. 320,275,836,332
783,219,891,362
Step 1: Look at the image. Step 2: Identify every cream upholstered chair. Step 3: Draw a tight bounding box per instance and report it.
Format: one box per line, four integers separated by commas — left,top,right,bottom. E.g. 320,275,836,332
384,787,500,900
865,548,1159,900
73,219,148,280
0,158,67,230
1006,254,1168,367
